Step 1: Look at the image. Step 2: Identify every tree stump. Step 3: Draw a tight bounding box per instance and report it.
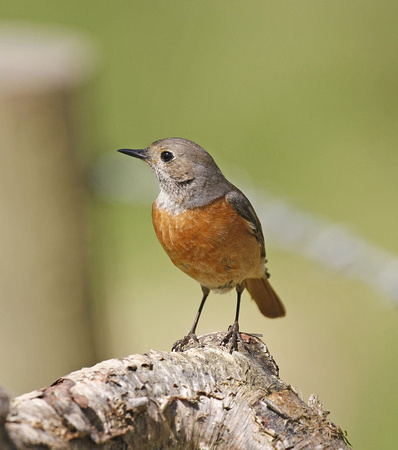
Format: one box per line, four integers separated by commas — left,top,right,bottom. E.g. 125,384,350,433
1,332,350,449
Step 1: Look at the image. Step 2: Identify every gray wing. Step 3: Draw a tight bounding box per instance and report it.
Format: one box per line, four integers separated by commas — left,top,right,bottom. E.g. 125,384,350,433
225,189,266,260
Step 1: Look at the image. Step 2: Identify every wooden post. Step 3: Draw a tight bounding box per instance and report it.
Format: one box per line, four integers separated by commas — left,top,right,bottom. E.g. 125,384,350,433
0,23,98,393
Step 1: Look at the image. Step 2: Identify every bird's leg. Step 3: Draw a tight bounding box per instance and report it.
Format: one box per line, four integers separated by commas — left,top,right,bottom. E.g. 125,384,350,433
172,287,210,352
221,284,248,353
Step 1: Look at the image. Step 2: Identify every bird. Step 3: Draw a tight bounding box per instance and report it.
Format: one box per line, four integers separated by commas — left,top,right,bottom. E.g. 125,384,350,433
118,138,285,352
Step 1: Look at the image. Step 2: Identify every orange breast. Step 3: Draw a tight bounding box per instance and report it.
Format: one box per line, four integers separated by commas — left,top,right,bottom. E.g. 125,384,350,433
152,196,261,291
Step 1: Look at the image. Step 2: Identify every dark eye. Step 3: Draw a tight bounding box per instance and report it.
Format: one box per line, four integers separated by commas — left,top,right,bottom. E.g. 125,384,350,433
160,151,174,162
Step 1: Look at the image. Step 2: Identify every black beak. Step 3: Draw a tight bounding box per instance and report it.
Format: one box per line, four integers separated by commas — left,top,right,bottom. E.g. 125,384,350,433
117,148,148,160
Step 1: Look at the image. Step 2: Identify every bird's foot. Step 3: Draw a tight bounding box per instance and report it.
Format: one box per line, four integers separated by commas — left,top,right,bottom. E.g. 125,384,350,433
221,321,250,354
172,332,199,352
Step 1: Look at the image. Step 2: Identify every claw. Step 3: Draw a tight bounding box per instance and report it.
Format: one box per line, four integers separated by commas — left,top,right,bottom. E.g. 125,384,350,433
220,321,249,353
172,332,199,352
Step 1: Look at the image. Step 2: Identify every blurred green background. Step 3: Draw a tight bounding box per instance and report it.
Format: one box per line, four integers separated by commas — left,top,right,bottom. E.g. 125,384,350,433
0,1,397,448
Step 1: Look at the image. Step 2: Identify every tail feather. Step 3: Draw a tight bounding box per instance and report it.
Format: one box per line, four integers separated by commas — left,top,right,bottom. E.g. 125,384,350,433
245,277,286,318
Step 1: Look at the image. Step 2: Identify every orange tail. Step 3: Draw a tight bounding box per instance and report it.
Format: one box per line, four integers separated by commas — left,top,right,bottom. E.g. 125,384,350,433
245,277,286,318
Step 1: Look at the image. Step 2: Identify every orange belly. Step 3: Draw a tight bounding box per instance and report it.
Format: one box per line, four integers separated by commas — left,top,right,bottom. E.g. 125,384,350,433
152,197,261,291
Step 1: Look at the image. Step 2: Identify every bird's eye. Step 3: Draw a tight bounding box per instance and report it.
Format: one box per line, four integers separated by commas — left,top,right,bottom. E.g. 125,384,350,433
160,151,174,162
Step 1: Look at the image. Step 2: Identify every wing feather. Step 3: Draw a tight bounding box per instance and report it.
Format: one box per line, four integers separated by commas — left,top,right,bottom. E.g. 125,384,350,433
225,190,266,260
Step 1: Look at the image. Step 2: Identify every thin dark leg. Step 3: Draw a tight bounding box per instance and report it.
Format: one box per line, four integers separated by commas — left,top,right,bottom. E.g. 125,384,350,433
172,287,210,352
234,288,242,323
221,285,248,353
188,289,209,335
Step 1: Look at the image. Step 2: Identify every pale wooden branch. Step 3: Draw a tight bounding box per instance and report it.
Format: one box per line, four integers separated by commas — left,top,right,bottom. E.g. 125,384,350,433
2,332,350,449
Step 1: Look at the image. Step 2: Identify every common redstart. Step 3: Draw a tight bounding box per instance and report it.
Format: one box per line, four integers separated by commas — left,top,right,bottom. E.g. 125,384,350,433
118,138,285,352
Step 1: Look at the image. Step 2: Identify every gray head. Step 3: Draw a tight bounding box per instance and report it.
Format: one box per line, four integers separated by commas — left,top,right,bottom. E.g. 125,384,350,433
118,138,234,208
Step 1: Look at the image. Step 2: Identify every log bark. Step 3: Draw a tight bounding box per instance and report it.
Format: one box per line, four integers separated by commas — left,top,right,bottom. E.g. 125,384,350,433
1,332,350,449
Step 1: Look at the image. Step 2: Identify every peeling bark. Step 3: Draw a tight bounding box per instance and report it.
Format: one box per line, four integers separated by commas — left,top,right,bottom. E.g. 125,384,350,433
2,332,350,449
